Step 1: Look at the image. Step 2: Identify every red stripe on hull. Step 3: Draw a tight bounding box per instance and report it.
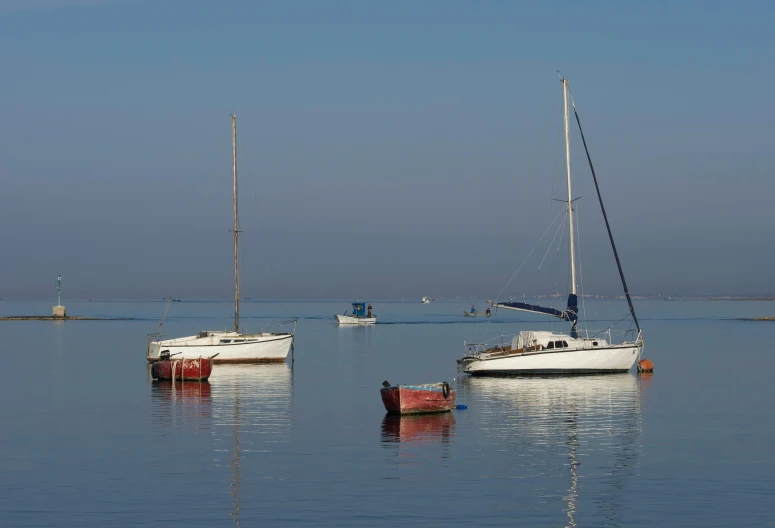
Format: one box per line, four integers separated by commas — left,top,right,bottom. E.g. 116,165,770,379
151,358,213,381
380,386,456,414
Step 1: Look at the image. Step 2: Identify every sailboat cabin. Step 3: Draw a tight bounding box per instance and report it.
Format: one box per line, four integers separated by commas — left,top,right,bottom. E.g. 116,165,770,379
511,331,608,352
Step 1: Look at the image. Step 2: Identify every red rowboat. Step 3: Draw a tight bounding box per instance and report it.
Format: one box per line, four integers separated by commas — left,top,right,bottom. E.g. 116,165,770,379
151,356,214,381
380,381,456,414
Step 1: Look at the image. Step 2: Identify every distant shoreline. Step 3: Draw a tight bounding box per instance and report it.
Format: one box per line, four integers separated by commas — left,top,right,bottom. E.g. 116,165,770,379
711,297,775,301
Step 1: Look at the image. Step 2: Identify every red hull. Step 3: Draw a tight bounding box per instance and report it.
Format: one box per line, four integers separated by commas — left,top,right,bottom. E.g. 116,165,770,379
151,357,213,381
380,383,456,414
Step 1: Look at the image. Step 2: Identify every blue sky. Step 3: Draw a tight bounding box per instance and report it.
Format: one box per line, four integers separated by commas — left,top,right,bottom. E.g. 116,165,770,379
1,1,773,299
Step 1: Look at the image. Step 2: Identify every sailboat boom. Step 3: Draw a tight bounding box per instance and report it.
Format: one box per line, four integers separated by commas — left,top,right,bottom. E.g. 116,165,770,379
494,294,578,325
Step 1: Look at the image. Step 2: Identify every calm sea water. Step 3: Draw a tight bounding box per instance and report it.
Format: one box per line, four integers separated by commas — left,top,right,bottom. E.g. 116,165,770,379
0,299,773,527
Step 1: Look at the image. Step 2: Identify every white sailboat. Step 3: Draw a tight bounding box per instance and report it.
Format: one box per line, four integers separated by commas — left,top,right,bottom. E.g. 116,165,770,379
458,77,643,375
147,115,295,363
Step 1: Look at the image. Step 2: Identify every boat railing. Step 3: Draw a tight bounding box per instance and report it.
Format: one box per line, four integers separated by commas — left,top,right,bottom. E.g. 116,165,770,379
463,333,522,358
463,327,642,358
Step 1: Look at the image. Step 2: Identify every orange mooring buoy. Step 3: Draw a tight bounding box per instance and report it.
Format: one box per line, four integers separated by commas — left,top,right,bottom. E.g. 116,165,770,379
637,359,654,373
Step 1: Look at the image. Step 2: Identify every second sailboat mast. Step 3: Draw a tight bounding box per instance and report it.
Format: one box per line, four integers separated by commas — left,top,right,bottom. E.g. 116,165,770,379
232,114,240,333
562,78,577,295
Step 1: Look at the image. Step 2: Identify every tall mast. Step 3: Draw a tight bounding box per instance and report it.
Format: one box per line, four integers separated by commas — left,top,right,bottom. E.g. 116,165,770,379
232,114,240,333
562,78,577,295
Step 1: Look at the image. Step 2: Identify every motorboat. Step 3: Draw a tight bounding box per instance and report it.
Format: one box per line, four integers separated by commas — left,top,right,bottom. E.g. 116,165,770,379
335,302,376,325
463,310,491,317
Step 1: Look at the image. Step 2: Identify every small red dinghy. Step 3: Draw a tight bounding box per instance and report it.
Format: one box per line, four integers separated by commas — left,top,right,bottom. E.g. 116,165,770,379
380,381,456,414
151,351,217,381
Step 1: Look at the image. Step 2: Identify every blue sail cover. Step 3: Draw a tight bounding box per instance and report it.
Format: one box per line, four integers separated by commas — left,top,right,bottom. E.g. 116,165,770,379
352,302,366,318
497,294,578,326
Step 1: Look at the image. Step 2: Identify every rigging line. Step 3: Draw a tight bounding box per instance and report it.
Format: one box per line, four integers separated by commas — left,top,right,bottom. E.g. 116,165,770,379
154,296,173,334
575,200,588,335
494,206,567,303
590,312,633,337
550,206,567,298
538,209,567,270
555,207,567,253
549,117,563,212
568,88,641,333
532,81,562,218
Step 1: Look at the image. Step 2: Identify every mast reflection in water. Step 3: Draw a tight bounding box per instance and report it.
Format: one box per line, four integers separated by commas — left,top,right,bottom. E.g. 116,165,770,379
150,364,292,526
210,365,292,527
457,374,644,527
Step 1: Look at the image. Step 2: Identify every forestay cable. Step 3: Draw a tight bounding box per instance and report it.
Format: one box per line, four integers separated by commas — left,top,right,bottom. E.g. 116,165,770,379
494,206,567,303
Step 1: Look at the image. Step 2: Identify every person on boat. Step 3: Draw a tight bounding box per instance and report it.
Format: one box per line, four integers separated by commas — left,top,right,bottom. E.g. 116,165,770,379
470,304,477,314
367,304,373,318
485,307,491,316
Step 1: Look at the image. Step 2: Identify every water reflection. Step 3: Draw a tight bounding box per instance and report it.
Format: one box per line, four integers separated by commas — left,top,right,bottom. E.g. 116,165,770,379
458,374,644,528
150,379,213,432
209,365,292,527
148,364,292,526
151,379,212,399
381,412,456,444
380,412,457,471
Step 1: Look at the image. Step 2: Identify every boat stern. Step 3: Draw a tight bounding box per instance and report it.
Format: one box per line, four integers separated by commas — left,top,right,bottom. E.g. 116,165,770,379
147,337,163,362
381,383,456,414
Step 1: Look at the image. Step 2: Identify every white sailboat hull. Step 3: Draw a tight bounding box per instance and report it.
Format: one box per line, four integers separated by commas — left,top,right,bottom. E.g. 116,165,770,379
458,344,640,375
335,315,376,325
148,331,293,363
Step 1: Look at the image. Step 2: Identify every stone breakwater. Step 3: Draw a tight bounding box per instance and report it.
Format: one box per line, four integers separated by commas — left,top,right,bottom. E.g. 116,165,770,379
0,316,135,321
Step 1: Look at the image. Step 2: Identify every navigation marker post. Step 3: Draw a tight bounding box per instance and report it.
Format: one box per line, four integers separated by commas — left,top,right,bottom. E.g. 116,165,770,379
53,275,66,318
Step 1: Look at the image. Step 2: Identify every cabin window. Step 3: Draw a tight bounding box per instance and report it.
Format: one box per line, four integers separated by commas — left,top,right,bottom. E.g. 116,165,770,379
562,341,569,348
546,341,555,349
233,339,244,343
220,340,231,344
593,341,598,346
553,340,565,348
